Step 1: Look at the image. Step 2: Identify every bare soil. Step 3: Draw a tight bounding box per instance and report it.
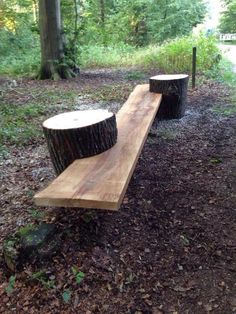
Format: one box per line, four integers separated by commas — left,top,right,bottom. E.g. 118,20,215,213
0,70,236,313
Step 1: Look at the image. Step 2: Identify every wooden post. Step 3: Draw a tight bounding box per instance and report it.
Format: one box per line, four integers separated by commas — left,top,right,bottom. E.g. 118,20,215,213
149,74,189,119
192,47,197,89
43,110,117,175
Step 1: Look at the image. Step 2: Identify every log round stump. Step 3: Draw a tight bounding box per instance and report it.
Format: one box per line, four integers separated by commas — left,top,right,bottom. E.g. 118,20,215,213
149,74,189,119
43,109,117,175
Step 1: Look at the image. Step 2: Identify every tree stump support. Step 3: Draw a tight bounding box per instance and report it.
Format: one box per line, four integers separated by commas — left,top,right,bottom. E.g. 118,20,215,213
149,74,189,119
43,109,117,175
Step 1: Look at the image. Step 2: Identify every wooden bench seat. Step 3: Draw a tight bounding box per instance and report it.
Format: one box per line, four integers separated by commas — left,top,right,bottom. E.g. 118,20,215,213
34,84,162,210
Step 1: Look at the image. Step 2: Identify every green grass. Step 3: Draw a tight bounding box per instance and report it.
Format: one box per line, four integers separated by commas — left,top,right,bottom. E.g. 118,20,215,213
79,44,136,68
206,57,236,85
0,88,77,157
210,57,236,117
0,103,44,146
212,93,236,117
79,34,220,74
219,59,236,86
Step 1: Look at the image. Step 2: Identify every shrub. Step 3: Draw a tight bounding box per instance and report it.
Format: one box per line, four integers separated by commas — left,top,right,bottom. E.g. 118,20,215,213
78,34,221,75
154,34,221,74
0,27,40,76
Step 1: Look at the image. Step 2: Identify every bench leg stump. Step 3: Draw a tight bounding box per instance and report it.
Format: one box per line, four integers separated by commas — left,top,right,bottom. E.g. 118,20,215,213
149,74,189,119
43,110,117,175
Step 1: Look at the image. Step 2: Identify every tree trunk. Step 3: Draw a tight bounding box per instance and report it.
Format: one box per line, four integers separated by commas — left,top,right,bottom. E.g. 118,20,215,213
38,0,75,80
100,0,105,24
43,110,117,175
149,74,189,119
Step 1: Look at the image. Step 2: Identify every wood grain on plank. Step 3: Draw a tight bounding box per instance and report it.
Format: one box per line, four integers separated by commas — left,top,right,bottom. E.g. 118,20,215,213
34,84,162,210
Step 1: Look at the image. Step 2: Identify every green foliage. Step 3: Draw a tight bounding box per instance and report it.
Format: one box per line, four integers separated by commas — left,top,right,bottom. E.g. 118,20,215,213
125,273,136,285
209,158,222,164
205,56,236,86
0,26,40,76
79,43,135,68
74,0,206,46
0,0,39,75
27,208,45,220
62,289,72,303
79,34,221,75
147,0,206,43
211,57,236,117
18,224,35,236
0,0,37,32
155,34,221,74
0,47,40,76
5,275,16,295
71,266,85,285
0,0,207,75
219,0,236,33
0,145,9,159
32,270,56,289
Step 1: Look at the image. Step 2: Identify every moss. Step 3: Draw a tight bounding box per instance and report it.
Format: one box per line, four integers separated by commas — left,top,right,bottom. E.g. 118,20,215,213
3,223,57,271
17,224,36,237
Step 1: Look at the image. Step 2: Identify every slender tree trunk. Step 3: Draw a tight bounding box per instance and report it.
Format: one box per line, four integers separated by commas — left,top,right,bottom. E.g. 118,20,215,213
100,0,105,24
99,0,106,45
38,0,75,80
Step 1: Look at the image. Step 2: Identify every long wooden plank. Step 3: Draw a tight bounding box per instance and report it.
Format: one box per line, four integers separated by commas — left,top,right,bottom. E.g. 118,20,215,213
34,84,162,210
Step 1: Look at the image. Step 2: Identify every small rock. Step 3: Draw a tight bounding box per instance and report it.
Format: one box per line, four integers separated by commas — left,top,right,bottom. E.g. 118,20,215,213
3,223,59,271
178,264,184,271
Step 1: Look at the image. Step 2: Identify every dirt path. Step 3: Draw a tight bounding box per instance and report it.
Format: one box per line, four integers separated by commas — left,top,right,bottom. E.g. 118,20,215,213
0,71,236,313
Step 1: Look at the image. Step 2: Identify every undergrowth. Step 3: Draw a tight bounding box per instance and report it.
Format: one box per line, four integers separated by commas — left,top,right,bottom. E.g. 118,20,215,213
0,33,221,76
211,58,236,116
0,28,40,76
79,34,221,74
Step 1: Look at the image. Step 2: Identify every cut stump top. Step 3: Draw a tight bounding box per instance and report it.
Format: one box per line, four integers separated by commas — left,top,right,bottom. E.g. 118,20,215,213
43,109,113,130
150,74,189,81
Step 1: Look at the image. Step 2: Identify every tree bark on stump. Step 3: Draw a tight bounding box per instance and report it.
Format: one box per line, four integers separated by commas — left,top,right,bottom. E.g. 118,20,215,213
149,74,189,119
43,110,117,175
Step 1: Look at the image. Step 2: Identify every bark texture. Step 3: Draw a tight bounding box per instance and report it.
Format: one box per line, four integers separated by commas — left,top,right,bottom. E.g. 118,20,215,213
43,113,117,175
150,75,189,119
38,0,76,80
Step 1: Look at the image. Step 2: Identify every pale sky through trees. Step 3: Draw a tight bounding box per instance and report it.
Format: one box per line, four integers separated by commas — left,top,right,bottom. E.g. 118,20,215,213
205,0,223,29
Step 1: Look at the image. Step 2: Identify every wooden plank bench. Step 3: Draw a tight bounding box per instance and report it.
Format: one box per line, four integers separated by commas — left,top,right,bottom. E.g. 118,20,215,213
34,84,162,210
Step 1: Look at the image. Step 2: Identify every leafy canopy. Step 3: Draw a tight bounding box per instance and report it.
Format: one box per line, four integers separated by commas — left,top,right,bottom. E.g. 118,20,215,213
0,0,207,48
219,0,236,33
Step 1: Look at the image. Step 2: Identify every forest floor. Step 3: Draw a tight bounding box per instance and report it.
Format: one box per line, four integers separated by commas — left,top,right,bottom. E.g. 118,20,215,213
0,69,236,313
